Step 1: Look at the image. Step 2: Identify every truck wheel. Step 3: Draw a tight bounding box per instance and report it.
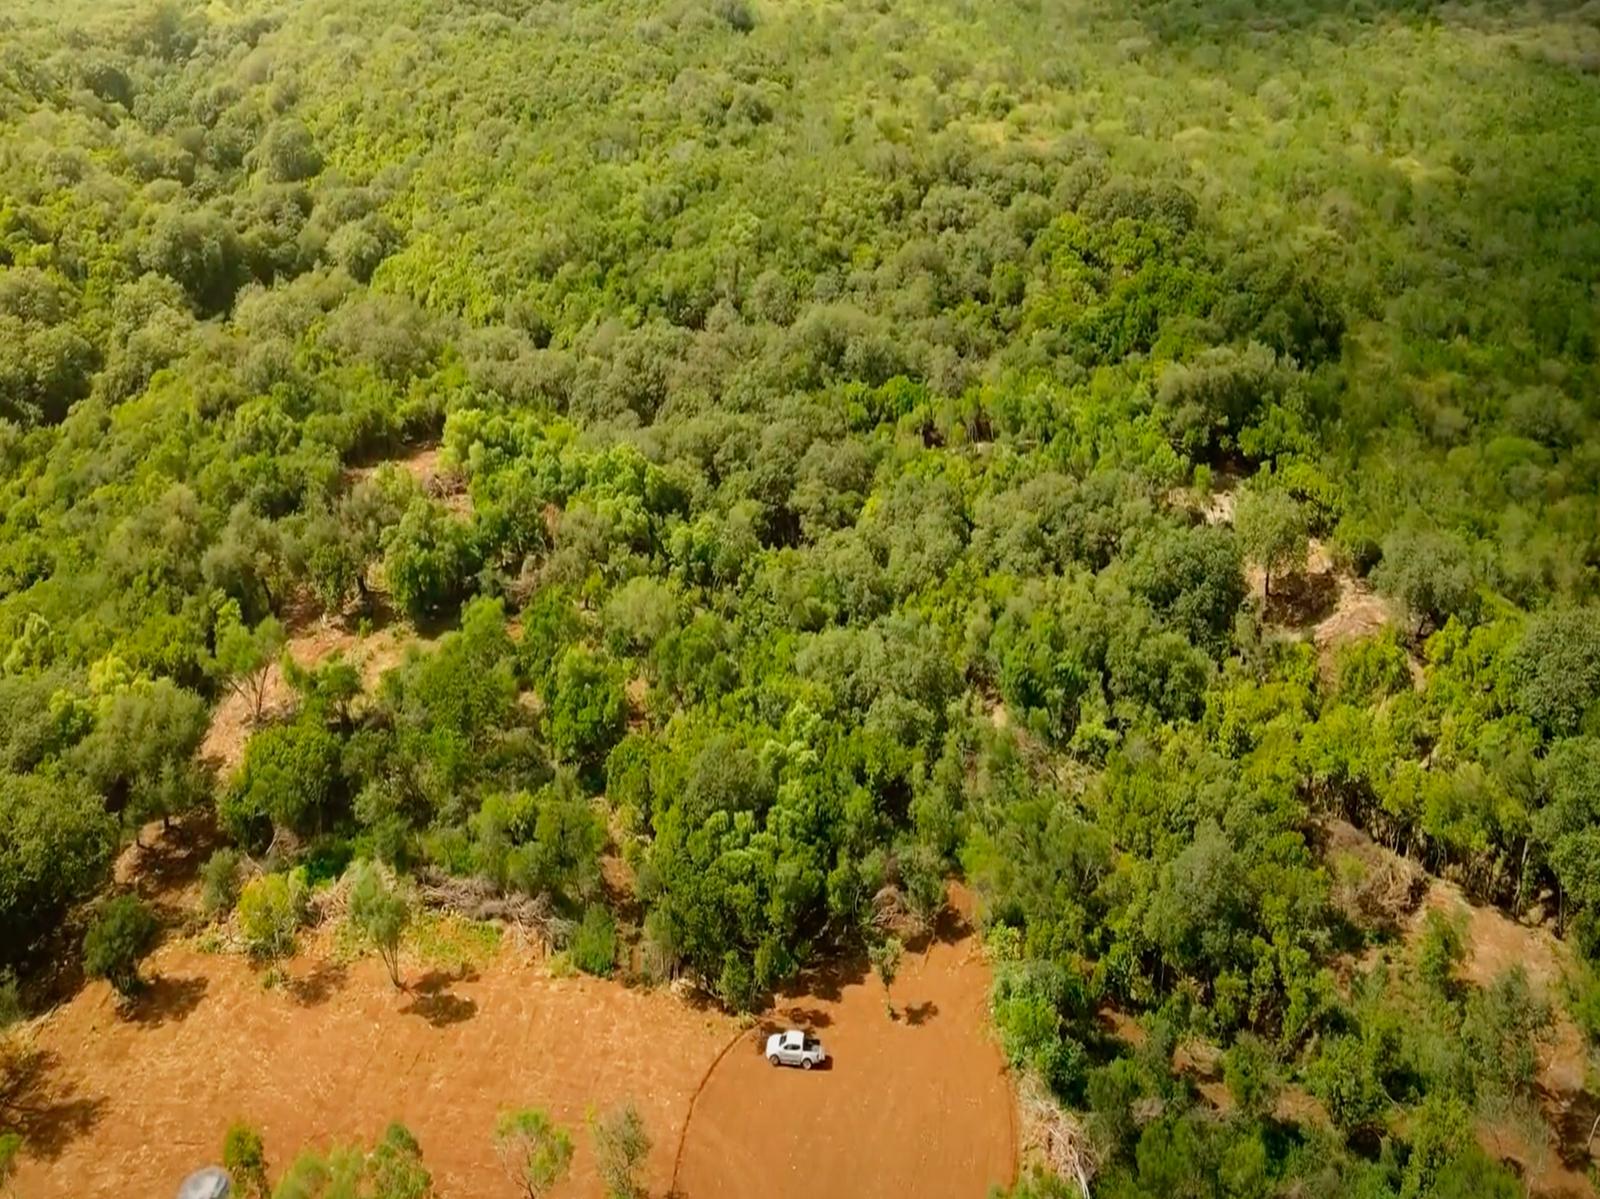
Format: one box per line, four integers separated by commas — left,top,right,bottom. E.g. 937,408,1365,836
768,1054,780,1066
801,1058,813,1070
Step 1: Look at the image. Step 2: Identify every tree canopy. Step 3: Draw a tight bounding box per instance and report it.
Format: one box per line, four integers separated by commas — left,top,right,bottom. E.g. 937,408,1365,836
2,0,1599,1192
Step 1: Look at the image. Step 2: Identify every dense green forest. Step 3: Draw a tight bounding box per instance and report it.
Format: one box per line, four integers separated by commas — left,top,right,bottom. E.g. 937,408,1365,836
2,0,1599,1192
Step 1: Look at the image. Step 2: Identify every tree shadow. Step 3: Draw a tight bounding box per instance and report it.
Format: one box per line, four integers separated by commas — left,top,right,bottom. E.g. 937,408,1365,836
130,974,209,1028
903,1000,940,1026
774,951,870,1006
0,1047,108,1162
773,1005,833,1030
288,960,350,1008
401,990,478,1028
123,809,223,906
400,968,480,1028
1537,1081,1600,1169
1263,568,1340,628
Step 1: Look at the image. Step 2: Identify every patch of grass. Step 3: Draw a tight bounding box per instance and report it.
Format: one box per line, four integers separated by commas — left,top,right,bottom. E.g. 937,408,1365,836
546,951,576,979
406,911,501,974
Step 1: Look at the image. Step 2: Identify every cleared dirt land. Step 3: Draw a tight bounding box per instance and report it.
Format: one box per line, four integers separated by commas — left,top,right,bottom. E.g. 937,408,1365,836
674,897,1017,1199
8,854,1013,1198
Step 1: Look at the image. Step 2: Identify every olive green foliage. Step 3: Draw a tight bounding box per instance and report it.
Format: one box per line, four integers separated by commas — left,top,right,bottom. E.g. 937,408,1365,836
210,601,287,724
236,870,308,963
0,773,114,962
221,717,343,847
1,0,1598,1191
0,974,20,1030
271,1121,431,1199
1234,486,1307,599
569,905,618,978
869,936,903,1018
589,1104,649,1199
223,1121,270,1199
493,1108,573,1199
201,848,244,919
0,1130,19,1187
82,894,159,998
347,860,411,988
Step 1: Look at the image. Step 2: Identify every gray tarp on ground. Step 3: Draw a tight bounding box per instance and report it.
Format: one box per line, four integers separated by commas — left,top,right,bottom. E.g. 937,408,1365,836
176,1167,231,1199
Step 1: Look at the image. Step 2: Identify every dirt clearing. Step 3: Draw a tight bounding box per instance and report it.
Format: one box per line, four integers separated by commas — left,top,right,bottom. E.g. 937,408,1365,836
200,616,442,775
674,893,1016,1199
10,890,1014,1198
11,943,736,1198
1416,881,1598,1195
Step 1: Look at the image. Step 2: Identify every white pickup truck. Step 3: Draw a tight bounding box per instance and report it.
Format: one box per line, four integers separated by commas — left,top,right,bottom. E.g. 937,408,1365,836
765,1029,827,1069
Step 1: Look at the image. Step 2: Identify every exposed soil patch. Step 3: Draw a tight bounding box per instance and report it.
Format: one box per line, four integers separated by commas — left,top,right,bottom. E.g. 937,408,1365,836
674,891,1016,1199
1412,882,1598,1194
10,943,736,1198
344,444,471,517
13,854,1016,1199
199,616,442,776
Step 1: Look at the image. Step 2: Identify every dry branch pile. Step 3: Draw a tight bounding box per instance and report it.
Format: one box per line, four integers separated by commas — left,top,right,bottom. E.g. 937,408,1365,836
1330,845,1425,934
414,870,554,937
1018,1071,1097,1199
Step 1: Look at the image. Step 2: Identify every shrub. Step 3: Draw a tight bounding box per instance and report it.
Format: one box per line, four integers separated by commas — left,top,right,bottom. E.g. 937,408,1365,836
569,905,617,977
590,1104,649,1199
494,1108,573,1199
236,870,308,962
0,971,21,1028
83,895,159,998
348,860,411,988
222,1121,269,1198
200,848,243,919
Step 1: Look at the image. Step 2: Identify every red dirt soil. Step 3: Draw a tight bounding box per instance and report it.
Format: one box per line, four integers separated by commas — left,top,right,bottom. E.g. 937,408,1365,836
674,892,1017,1199
11,944,735,1198
200,617,441,775
1415,881,1598,1197
10,891,1014,1198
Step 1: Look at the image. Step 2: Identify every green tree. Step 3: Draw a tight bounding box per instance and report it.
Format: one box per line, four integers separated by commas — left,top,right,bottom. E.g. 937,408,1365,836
590,1104,650,1199
1417,909,1465,998
1234,486,1307,600
383,499,478,621
72,677,210,839
1222,1033,1279,1122
869,937,903,1019
348,861,411,989
83,895,160,999
271,1122,431,1199
1373,526,1479,636
210,599,287,725
493,1108,573,1199
1513,607,1600,736
222,718,343,846
201,849,244,920
570,905,618,977
0,1130,20,1194
1308,1034,1385,1134
545,647,627,771
1,774,115,963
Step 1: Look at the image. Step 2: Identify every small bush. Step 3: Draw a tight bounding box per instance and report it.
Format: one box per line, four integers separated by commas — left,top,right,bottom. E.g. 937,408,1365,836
222,1121,269,1198
83,895,159,997
0,1131,21,1189
0,970,22,1028
590,1104,650,1199
200,848,243,919
570,905,618,977
237,870,308,962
